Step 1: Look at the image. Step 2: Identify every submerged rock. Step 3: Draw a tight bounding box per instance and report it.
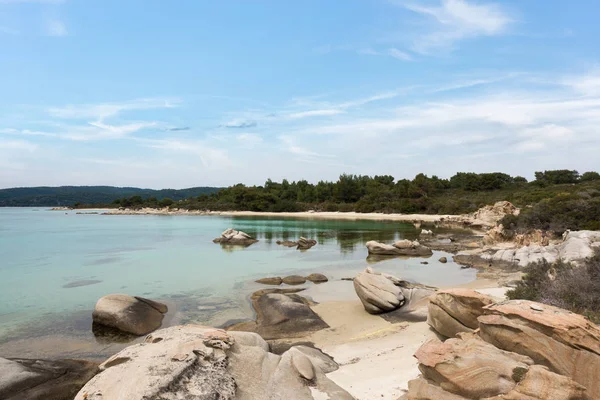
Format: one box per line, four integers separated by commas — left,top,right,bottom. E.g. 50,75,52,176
255,277,283,285
0,357,98,400
75,325,352,400
213,228,258,245
92,294,168,336
366,240,433,257
306,273,328,283
282,275,307,285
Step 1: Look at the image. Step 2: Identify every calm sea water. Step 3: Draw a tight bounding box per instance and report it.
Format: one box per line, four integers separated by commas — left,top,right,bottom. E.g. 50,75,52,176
0,208,476,359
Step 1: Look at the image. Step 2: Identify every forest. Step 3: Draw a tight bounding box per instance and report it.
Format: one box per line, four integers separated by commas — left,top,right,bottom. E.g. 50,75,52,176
104,169,600,234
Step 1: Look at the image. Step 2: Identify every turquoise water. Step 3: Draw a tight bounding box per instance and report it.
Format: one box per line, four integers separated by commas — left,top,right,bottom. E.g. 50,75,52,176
0,208,476,358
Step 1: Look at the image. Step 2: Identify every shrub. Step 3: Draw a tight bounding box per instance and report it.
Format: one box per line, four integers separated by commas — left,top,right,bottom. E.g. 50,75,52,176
507,251,600,323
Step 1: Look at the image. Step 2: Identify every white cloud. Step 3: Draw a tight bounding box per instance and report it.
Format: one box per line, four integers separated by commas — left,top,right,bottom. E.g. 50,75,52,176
388,47,413,61
45,19,67,37
563,69,600,96
287,109,344,119
224,119,257,128
236,133,263,144
0,139,38,152
402,0,513,54
47,98,180,120
145,139,232,169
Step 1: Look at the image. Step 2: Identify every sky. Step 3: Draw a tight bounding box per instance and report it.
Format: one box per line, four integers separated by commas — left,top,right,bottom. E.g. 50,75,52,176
1,0,600,189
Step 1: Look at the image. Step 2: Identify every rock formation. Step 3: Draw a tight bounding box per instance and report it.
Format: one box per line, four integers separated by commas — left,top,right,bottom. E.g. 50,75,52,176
366,240,433,257
75,325,353,400
427,289,495,338
213,228,258,245
353,267,436,317
276,237,317,250
227,291,328,339
92,294,168,336
478,299,600,398
468,200,520,228
0,357,98,400
406,334,590,400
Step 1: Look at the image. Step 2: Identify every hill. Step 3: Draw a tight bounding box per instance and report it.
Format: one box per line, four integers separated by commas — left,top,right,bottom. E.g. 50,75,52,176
0,186,221,207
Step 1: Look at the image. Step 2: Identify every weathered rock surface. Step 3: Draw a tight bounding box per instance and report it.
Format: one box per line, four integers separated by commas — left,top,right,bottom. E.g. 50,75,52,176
228,292,328,339
276,237,317,250
366,240,433,257
213,228,258,245
92,294,168,336
427,289,495,338
255,277,283,285
353,268,436,318
408,334,590,400
456,230,600,269
1,357,98,400
353,268,405,314
282,275,307,285
75,325,352,400
478,299,600,398
306,273,328,283
469,200,520,228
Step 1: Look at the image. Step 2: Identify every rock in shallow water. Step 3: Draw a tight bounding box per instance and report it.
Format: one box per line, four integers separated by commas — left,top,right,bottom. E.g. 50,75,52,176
366,240,433,257
92,294,168,336
255,277,283,285
213,228,258,245
306,273,328,283
282,275,307,285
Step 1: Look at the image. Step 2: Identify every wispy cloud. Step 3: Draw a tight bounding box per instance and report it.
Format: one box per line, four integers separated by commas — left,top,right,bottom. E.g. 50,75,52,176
45,19,67,37
224,119,257,128
143,138,232,169
287,109,344,119
401,0,513,54
387,47,414,61
0,25,19,35
47,98,180,120
0,139,38,152
166,126,190,132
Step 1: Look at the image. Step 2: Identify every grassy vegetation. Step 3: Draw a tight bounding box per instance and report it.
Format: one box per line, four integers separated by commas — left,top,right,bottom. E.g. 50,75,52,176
507,251,600,323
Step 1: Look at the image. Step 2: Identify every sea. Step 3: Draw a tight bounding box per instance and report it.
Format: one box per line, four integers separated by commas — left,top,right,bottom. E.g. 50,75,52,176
0,207,477,359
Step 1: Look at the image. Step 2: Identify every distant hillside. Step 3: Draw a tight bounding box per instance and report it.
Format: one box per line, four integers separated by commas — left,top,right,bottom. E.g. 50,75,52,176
0,186,221,207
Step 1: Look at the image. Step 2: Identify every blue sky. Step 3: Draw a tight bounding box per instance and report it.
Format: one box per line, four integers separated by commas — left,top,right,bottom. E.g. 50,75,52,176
1,0,600,188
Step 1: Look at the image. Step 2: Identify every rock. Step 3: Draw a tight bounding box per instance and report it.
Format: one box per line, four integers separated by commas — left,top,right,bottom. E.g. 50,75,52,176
255,277,283,285
366,240,433,257
420,229,433,235
92,294,168,336
469,200,520,228
427,289,495,338
409,334,591,400
276,240,297,247
305,273,328,283
75,325,352,400
282,275,307,285
353,268,405,314
228,292,328,339
478,299,600,398
439,257,448,263
297,237,317,250
0,357,98,400
420,261,428,264
213,228,258,245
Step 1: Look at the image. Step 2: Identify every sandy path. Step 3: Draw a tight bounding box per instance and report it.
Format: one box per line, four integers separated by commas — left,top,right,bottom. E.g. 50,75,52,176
210,210,459,223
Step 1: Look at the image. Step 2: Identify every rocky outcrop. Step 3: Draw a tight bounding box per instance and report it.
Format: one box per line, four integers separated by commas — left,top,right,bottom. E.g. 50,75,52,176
478,299,600,398
353,268,436,317
366,240,433,257
427,289,495,338
0,358,98,400
406,334,590,400
276,237,317,250
92,294,168,336
213,228,258,245
469,201,519,228
75,325,352,400
227,291,328,339
456,230,600,269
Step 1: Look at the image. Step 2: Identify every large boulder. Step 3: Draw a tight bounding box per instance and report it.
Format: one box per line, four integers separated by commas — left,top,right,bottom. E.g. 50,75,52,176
0,357,98,400
408,334,591,399
353,268,405,314
92,294,168,336
227,292,328,339
75,325,352,400
213,228,258,245
366,240,433,257
427,289,495,338
469,200,520,228
478,299,600,398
